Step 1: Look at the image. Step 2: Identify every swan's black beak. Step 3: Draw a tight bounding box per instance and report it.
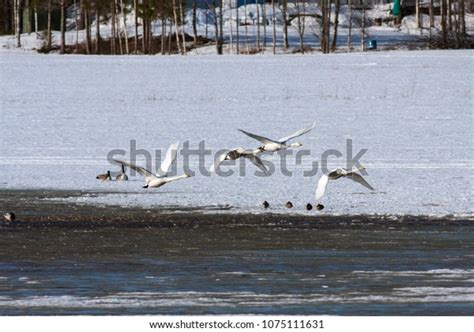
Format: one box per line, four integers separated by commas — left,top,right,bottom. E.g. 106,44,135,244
142,185,149,189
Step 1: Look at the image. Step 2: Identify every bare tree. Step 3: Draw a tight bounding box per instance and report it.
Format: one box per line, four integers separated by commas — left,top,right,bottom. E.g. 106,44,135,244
141,4,146,54
262,0,267,50
172,0,182,54
441,0,447,45
84,1,91,54
121,0,129,54
168,15,172,54
348,0,353,52
229,0,234,53
321,0,330,53
361,4,367,52
160,2,167,55
94,0,101,54
14,0,21,48
1,0,12,35
460,0,466,38
134,0,138,53
280,0,289,49
179,0,186,54
293,1,307,53
206,0,223,55
74,0,79,52
429,0,434,28
147,3,153,53
447,0,452,32
34,1,38,36
47,0,52,51
236,0,240,54
205,1,208,39
331,0,341,52
416,0,420,29
256,0,260,51
115,0,123,55
219,0,223,53
454,0,460,47
24,0,31,34
271,0,276,54
244,0,248,53
192,0,198,46
142,1,153,55
429,0,434,44
111,1,117,54
207,0,223,54
60,0,66,54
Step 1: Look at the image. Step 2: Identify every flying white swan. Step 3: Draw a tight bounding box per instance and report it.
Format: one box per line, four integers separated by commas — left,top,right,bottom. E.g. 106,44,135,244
315,166,374,201
113,142,191,188
210,147,268,175
238,122,316,152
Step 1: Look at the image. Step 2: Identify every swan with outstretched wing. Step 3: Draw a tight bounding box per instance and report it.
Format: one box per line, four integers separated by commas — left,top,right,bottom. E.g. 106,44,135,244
210,147,268,175
114,142,191,188
315,166,374,206
238,122,316,152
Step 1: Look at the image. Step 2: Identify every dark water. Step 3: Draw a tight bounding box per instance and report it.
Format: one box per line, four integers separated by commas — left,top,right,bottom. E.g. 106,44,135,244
0,223,473,315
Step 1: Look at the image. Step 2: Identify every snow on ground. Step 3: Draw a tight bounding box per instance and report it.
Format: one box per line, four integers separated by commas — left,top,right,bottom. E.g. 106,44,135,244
0,50,473,216
3,4,472,54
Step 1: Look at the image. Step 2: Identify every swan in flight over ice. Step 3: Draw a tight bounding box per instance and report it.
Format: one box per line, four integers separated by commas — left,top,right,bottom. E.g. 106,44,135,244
238,122,316,152
114,142,191,188
210,147,268,175
315,166,374,201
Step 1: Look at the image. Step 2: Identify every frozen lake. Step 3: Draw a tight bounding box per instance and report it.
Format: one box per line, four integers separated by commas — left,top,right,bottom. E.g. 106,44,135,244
0,50,473,216
1,223,473,315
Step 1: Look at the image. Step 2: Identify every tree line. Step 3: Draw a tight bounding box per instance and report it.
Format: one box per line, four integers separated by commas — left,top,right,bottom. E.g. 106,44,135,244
0,0,471,55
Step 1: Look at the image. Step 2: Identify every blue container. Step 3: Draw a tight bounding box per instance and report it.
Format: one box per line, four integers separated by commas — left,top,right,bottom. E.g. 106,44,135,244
368,40,377,50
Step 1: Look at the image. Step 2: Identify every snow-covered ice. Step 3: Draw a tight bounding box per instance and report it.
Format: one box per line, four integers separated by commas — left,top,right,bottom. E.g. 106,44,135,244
0,50,473,216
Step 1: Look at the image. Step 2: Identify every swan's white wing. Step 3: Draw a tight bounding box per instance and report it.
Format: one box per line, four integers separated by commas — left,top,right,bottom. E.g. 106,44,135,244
315,174,329,201
346,173,375,191
235,147,258,155
238,129,280,145
345,165,366,175
244,155,269,175
278,122,316,143
209,152,228,173
157,142,178,176
113,159,156,179
163,173,191,184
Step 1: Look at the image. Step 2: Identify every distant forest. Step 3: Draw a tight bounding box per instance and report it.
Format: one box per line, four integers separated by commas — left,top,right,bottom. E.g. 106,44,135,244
0,1,471,55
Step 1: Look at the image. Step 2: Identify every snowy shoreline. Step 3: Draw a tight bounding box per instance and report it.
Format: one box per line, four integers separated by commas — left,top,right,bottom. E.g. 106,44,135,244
1,189,472,225
2,2,473,55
